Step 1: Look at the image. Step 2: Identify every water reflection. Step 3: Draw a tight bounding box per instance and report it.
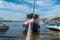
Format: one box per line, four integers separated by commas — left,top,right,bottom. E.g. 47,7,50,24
23,30,40,40
23,30,28,36
23,29,60,40
32,32,40,40
47,30,60,40
0,30,7,36
23,30,41,40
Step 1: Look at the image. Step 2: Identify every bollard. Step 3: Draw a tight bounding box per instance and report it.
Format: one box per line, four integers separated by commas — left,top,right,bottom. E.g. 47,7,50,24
26,23,33,40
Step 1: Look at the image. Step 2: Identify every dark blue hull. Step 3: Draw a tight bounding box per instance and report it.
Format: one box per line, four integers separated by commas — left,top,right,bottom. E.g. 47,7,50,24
24,23,40,32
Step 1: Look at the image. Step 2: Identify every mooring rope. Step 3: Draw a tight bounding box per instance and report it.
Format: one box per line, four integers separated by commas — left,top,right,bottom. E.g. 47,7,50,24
26,23,33,40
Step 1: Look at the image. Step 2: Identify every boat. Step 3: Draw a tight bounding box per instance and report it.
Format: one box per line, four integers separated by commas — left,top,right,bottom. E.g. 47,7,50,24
23,0,40,32
47,23,60,31
23,14,40,32
0,18,9,31
0,24,9,30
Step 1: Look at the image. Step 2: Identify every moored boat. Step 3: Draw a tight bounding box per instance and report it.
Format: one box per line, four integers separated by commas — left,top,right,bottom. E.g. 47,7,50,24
23,14,40,32
0,18,9,31
47,23,60,31
0,24,9,30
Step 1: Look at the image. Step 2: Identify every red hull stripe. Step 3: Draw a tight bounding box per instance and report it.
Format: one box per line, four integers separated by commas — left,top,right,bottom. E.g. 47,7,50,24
24,21,39,26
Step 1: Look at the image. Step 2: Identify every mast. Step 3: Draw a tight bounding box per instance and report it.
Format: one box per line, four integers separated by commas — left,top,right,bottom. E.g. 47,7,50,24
33,0,35,19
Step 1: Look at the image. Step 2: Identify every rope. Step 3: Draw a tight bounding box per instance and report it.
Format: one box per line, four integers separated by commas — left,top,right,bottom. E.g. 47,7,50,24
26,23,33,40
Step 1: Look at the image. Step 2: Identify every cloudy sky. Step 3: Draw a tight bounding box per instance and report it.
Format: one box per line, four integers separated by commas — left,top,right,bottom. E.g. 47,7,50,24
0,0,60,21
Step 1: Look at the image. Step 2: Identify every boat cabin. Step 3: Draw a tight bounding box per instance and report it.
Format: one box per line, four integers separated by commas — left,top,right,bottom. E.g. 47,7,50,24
27,14,39,19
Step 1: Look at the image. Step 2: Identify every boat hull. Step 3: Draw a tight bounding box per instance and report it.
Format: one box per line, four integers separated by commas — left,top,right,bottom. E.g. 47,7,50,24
47,24,60,31
24,24,40,32
0,26,9,30
47,27,60,31
23,19,40,32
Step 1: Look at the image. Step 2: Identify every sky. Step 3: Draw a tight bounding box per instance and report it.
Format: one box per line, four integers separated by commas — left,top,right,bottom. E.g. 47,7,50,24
0,0,60,21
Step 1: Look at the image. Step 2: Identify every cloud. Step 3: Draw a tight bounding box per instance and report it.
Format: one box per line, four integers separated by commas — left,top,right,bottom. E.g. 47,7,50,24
0,0,60,20
0,0,32,13
0,10,26,21
24,0,57,7
23,0,58,12
44,4,60,19
0,0,33,21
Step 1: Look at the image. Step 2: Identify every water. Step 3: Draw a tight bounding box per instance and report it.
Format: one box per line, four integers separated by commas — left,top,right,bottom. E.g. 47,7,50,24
0,22,60,40
3,22,25,36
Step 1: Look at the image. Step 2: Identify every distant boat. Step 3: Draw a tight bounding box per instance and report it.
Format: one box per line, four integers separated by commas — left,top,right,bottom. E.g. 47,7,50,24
47,23,60,31
0,24,9,30
23,14,40,32
0,18,9,31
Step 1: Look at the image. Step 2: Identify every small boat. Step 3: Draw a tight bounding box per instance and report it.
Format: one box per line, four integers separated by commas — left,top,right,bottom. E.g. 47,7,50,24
0,24,9,30
47,23,60,31
23,14,40,32
0,18,9,30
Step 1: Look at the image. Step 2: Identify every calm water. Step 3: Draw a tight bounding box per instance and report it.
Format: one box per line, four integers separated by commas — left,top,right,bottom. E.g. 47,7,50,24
0,22,60,40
